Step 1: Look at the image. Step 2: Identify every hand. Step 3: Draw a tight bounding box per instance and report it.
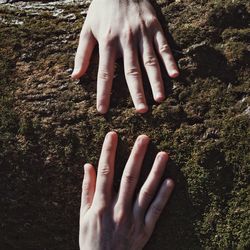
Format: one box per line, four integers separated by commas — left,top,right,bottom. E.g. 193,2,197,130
72,0,179,114
79,132,174,250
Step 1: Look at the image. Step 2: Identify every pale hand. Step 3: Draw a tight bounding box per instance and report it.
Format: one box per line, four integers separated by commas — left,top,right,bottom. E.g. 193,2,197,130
72,0,179,114
79,132,174,250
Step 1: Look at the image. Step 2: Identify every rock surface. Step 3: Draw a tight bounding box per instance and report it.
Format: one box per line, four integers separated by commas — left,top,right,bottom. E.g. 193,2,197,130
0,0,249,249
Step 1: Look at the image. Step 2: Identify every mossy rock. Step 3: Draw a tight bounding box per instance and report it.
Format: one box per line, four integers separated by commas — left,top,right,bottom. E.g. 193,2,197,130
0,1,249,250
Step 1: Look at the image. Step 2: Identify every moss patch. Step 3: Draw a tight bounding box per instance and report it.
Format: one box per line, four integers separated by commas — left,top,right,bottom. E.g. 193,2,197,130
0,1,249,249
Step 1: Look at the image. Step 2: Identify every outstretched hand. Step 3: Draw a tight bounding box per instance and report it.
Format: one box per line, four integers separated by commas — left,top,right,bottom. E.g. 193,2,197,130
72,0,179,114
79,132,174,250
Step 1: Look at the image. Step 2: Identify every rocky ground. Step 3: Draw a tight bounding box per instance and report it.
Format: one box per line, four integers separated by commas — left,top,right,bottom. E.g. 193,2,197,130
0,0,249,249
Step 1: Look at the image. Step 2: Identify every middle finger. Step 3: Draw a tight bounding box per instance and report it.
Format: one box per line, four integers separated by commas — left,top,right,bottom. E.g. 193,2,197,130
117,135,150,209
122,37,148,113
139,32,165,102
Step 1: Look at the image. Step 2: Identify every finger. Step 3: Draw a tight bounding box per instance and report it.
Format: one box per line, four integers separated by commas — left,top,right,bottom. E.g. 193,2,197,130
139,32,165,102
72,24,96,79
133,152,168,217
92,132,118,209
117,135,150,208
123,41,148,113
97,41,116,114
145,179,174,235
154,28,179,78
80,163,96,215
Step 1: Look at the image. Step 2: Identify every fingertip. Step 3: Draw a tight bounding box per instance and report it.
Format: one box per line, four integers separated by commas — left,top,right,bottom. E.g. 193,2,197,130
97,104,108,114
169,70,179,78
137,134,150,145
84,163,94,172
138,134,149,139
106,131,118,138
157,151,169,161
105,131,118,144
165,178,175,191
71,69,82,79
71,73,77,79
135,103,148,113
154,94,165,103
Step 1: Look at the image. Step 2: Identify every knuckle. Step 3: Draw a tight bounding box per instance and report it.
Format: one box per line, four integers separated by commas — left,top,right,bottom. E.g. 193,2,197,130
114,209,126,225
144,56,158,67
82,181,90,193
126,68,140,78
101,33,115,47
159,44,171,54
98,69,111,81
123,171,135,184
139,19,147,30
122,28,133,43
99,164,111,176
151,204,162,217
141,188,154,201
134,92,144,102
92,204,107,216
146,17,159,28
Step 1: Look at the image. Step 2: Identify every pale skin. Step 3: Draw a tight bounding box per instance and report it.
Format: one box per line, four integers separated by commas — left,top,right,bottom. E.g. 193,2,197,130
79,132,174,250
72,0,179,114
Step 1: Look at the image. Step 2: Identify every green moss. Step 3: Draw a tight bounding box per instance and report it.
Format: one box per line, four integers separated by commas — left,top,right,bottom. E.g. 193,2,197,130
208,1,249,29
0,1,249,250
173,25,207,48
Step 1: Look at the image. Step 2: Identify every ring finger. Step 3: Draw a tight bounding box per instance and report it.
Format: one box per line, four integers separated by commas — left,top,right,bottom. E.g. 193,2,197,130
139,31,165,102
133,152,168,217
